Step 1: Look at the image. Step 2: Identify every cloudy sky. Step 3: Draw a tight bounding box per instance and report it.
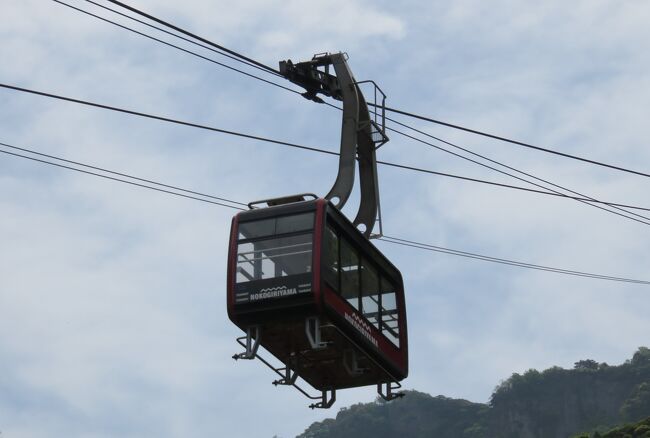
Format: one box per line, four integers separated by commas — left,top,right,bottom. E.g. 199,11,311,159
2,0,650,436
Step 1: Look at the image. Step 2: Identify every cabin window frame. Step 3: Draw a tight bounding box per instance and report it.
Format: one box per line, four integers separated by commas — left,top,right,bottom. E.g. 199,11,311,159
236,212,315,284
323,220,401,348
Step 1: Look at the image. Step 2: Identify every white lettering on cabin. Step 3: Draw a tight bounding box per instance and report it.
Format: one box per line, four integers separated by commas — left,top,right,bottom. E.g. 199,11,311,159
344,312,379,348
250,286,298,301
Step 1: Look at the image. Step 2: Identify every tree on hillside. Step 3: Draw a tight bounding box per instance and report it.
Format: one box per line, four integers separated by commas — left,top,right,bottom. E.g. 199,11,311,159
574,360,599,370
620,383,650,422
632,347,650,366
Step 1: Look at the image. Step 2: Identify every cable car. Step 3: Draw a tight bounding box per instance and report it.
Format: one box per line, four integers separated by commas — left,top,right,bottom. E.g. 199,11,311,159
228,52,407,408
228,195,407,408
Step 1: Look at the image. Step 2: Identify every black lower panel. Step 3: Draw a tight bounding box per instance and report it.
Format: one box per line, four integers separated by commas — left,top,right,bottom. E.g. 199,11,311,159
234,273,312,304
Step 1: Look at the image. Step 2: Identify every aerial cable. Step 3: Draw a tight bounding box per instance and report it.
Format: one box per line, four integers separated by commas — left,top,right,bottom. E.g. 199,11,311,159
343,102,647,223
104,0,280,76
383,116,650,223
0,147,244,210
378,236,650,285
333,103,650,224
387,126,650,226
2,82,649,215
58,0,650,219
374,164,650,212
55,0,645,223
0,142,247,207
0,83,333,155
51,0,299,96
370,103,650,180
79,0,281,77
0,141,647,286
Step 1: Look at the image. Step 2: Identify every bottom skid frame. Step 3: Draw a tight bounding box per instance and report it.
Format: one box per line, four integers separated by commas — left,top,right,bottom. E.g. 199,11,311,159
232,317,404,408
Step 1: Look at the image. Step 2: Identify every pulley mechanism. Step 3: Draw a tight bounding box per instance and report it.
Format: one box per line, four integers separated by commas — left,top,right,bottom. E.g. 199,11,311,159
279,53,388,238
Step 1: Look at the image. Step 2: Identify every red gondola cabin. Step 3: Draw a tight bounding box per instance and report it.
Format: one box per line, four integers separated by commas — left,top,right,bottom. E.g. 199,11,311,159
227,197,407,403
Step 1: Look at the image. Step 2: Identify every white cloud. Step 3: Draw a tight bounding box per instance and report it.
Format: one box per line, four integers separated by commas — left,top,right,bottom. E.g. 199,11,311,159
2,0,650,436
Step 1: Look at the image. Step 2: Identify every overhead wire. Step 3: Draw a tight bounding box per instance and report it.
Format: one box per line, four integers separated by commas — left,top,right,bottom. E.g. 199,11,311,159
0,140,647,285
51,0,300,96
51,0,650,226
369,103,650,180
2,82,649,215
82,0,281,76
387,126,650,225
0,83,334,155
104,0,281,75
383,116,650,223
0,141,247,207
53,0,650,225
378,236,650,285
0,147,245,210
5,1,647,288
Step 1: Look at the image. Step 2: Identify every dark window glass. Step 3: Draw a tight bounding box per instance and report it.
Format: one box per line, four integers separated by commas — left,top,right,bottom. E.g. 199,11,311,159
236,212,314,284
340,238,359,310
238,212,314,240
380,278,400,347
276,213,314,235
323,226,339,290
361,259,380,329
238,217,276,240
237,234,312,283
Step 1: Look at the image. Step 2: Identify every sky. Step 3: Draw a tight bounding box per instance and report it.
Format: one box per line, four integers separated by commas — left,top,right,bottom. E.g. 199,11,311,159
1,0,650,437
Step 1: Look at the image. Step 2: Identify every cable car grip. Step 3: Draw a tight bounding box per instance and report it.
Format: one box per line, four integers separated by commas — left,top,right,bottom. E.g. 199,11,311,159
279,53,388,238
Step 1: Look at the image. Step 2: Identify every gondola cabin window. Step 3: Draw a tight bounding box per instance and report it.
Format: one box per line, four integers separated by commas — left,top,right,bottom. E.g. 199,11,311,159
324,224,401,347
380,279,400,347
323,226,339,289
236,212,314,284
361,259,380,330
340,238,360,310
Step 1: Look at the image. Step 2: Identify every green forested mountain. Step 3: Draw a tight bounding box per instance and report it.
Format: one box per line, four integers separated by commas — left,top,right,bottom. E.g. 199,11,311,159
573,416,650,437
298,347,650,438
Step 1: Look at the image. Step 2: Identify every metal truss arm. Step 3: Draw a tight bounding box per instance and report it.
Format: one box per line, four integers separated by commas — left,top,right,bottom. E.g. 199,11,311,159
352,89,380,236
324,53,359,210
279,53,388,238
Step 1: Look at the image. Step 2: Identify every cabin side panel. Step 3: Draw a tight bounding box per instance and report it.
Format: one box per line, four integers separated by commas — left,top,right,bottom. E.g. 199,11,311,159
320,207,408,379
